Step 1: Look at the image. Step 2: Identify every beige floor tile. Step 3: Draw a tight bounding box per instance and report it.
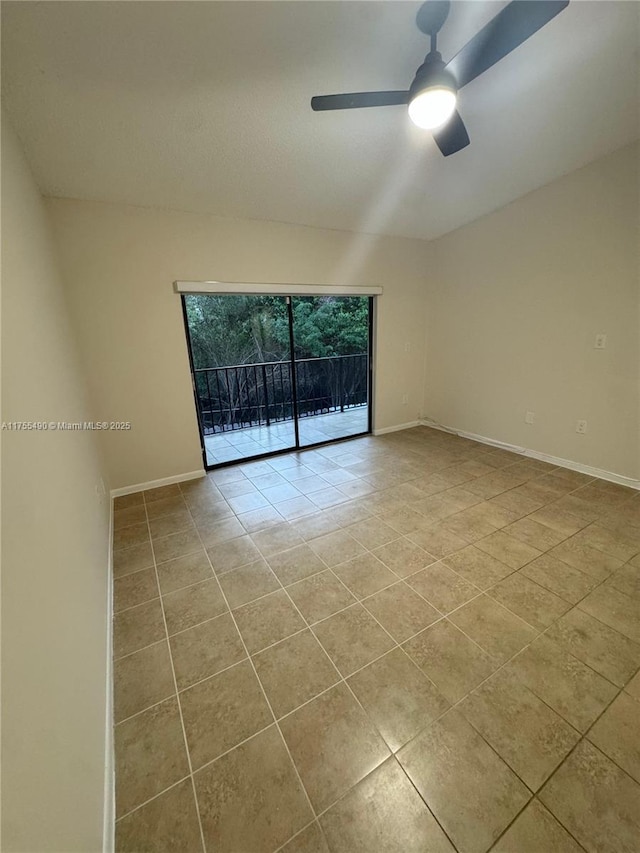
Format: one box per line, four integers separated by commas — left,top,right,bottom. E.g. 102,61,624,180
253,630,340,718
398,710,530,853
115,778,203,853
180,660,272,769
607,561,640,599
549,539,622,581
308,529,366,567
407,562,479,613
313,603,395,676
475,531,541,570
529,505,588,537
459,670,579,791
545,608,640,687
403,619,497,704
539,740,640,853
290,513,342,541
227,491,271,514
320,757,455,853
572,523,640,562
286,570,356,624
154,528,203,564
408,524,468,559
506,635,617,732
578,585,640,643
488,490,542,519
114,598,166,659
503,517,566,552
489,573,571,630
114,522,150,552
206,534,262,575
277,496,320,520
279,683,390,812
114,568,158,613
162,577,228,635
347,648,449,752
149,510,194,540
115,697,189,818
196,516,245,548
237,504,285,532
363,582,440,642
145,495,188,520
114,541,155,578
114,640,175,723
333,553,398,600
251,522,304,556
217,558,280,609
449,595,538,664
170,613,246,690
491,798,585,853
156,551,212,594
626,669,640,700
267,543,327,585
379,505,431,535
280,821,329,853
372,537,436,578
348,517,399,549
114,505,147,530
443,545,514,589
460,500,520,530
145,484,182,503
114,492,144,511
520,553,598,604
587,691,640,783
233,588,306,653
195,726,313,853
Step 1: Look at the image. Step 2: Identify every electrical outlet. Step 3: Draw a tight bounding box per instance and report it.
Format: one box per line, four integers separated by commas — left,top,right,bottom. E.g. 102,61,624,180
401,394,408,405
595,334,607,349
576,420,587,434
525,411,535,425
404,341,411,353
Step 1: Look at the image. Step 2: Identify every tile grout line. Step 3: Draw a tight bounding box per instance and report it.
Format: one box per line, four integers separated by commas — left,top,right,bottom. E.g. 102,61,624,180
180,496,321,851
142,499,209,853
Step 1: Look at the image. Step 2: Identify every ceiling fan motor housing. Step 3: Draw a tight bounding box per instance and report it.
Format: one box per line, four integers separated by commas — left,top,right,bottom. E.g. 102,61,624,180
409,52,457,100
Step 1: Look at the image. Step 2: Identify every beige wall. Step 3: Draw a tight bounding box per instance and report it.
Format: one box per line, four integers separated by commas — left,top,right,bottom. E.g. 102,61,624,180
1,119,111,851
47,199,432,489
424,142,640,481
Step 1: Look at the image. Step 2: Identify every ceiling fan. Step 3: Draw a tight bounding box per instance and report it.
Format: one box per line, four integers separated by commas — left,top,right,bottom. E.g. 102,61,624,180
311,0,569,156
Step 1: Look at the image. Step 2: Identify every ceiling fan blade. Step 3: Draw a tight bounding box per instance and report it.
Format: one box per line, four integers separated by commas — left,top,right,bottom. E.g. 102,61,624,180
446,0,569,89
433,111,470,156
311,91,409,111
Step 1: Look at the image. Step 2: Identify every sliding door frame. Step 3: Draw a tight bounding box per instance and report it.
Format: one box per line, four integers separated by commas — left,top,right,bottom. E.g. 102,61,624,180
180,293,375,470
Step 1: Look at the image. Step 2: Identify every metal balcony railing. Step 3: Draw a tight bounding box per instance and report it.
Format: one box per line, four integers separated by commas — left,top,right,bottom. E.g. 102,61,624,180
194,354,368,435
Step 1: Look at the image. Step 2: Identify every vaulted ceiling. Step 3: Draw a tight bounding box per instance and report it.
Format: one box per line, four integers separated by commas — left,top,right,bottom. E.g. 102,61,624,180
2,1,638,240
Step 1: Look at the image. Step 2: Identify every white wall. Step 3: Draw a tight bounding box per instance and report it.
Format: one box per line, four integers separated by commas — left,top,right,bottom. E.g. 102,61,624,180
1,118,112,851
424,142,640,481
47,199,432,489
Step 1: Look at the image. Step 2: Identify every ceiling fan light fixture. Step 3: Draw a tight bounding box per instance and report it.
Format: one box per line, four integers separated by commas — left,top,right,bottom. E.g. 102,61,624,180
408,85,457,129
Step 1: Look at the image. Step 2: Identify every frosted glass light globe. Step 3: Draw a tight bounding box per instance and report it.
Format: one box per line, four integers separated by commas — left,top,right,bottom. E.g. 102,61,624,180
408,87,457,129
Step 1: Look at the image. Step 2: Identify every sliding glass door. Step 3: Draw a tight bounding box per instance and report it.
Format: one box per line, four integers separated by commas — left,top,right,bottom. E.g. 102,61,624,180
182,293,372,468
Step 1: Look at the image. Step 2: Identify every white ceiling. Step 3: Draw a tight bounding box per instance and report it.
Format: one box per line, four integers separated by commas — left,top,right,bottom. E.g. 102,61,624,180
2,1,638,240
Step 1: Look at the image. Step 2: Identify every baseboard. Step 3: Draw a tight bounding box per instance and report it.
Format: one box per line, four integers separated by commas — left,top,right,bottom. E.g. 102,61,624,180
419,419,640,490
374,420,420,436
103,500,115,853
110,469,205,499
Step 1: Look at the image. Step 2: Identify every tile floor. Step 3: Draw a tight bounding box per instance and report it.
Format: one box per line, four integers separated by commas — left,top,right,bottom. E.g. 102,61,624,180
204,407,369,465
112,425,640,853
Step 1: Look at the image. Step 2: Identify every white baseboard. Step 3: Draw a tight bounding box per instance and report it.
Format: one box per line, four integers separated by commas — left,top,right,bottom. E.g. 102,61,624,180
111,469,205,499
103,500,115,853
419,419,640,490
374,420,420,436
